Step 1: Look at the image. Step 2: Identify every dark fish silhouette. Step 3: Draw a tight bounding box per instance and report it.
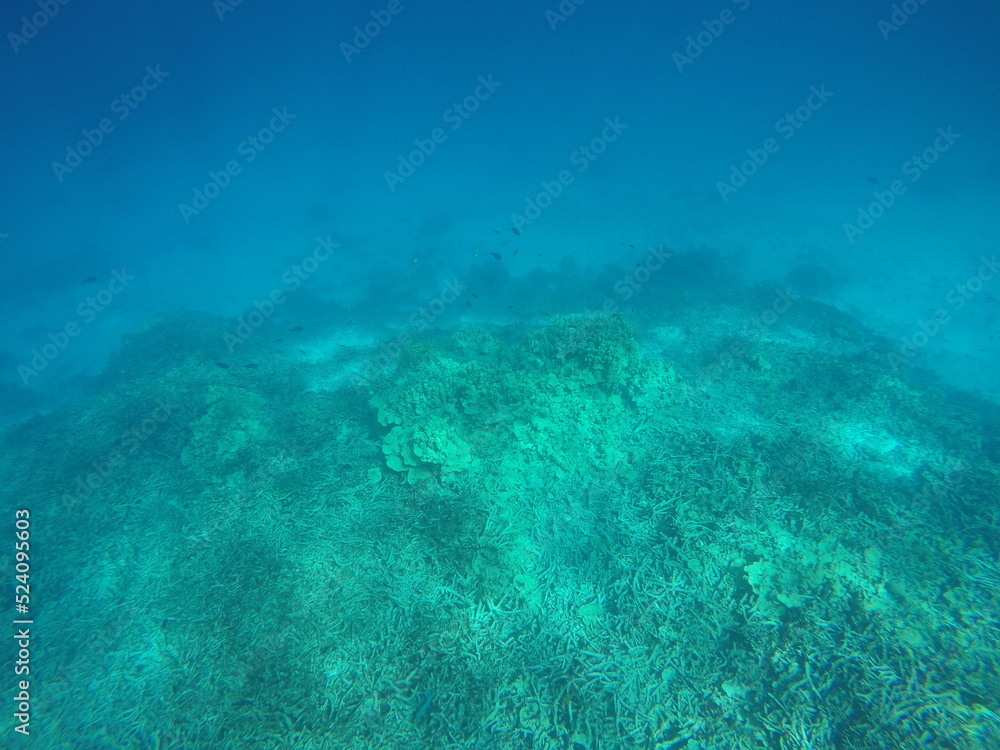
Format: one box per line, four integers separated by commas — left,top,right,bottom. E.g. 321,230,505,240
81,276,97,284
511,226,522,236
491,252,502,261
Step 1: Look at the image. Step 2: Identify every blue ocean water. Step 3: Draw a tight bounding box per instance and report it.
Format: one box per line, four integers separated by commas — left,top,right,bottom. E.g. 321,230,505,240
1,1,999,748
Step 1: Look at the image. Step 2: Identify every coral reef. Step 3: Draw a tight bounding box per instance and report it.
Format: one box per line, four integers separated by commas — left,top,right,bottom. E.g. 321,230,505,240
4,296,999,750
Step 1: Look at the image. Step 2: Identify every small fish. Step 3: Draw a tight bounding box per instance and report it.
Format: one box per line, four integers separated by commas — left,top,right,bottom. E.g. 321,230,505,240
513,250,518,256
472,294,479,298
507,305,514,309
511,226,522,236
290,326,304,332
273,339,282,343
415,692,433,721
81,275,98,284
628,244,635,248
491,252,502,261
214,362,230,369
466,301,471,307
493,229,500,234
244,363,259,369
866,176,879,184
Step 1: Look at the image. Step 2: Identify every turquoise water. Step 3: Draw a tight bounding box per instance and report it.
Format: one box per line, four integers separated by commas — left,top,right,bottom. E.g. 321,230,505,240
1,2,999,748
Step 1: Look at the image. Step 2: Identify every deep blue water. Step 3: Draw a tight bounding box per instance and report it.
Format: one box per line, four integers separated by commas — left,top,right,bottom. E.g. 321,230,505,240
3,0,998,414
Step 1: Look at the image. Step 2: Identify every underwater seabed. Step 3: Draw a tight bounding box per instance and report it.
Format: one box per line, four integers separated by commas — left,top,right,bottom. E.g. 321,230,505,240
2,278,999,749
